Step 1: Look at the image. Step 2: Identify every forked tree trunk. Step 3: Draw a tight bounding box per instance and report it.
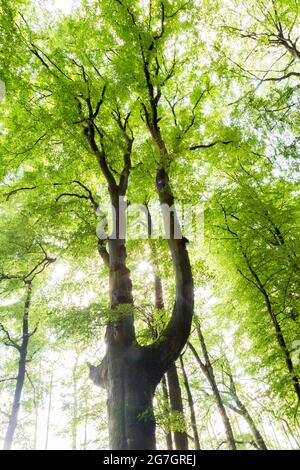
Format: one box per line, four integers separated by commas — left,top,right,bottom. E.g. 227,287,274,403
93,185,193,448
105,202,156,449
84,82,194,449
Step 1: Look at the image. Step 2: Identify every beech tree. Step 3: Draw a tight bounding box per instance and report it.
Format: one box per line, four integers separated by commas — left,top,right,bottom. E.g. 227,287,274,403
0,0,299,451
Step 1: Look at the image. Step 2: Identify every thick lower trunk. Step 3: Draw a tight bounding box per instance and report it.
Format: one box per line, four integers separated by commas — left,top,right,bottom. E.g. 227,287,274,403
167,363,188,450
106,237,157,449
107,347,156,450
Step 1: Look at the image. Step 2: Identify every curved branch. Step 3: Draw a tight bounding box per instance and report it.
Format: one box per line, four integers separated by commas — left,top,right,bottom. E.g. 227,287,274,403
190,140,234,150
0,324,21,351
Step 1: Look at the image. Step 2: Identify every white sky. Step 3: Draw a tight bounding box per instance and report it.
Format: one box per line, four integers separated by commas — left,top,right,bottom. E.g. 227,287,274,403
35,0,77,15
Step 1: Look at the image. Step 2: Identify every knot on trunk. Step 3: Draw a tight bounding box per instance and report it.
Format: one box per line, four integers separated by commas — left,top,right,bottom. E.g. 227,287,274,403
87,357,108,389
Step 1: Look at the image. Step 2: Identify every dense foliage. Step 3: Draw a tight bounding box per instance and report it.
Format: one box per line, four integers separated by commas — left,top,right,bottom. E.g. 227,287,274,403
0,0,299,449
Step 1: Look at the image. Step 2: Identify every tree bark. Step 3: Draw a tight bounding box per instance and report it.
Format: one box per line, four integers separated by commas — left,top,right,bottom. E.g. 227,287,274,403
161,375,173,450
83,75,194,449
223,369,267,450
3,282,32,450
166,363,189,450
151,258,188,450
104,196,157,450
180,355,201,450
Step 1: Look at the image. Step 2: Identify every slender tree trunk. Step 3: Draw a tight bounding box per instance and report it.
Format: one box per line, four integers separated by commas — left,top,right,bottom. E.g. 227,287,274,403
3,349,27,449
3,282,32,450
152,265,188,450
154,272,173,450
268,417,281,449
234,398,267,450
209,380,236,450
282,419,300,448
161,375,173,450
189,323,236,450
71,355,79,450
223,365,267,450
44,367,54,450
180,355,201,449
83,394,88,450
32,371,39,450
33,399,38,450
243,255,300,401
166,363,188,450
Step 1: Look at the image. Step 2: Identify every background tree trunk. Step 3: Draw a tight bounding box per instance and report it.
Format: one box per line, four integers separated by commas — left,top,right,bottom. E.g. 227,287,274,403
3,282,32,450
223,369,268,450
44,367,54,450
180,355,201,449
161,375,173,450
189,322,236,450
167,363,189,450
152,264,188,450
71,354,79,450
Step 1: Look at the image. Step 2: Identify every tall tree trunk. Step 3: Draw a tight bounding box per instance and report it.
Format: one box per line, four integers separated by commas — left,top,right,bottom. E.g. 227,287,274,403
161,375,173,450
3,281,31,450
153,271,173,451
224,370,267,450
189,323,236,450
282,419,300,448
106,196,156,450
33,360,42,450
241,251,300,401
85,86,194,449
83,393,88,450
44,367,53,450
166,363,188,450
180,355,201,449
71,355,79,450
152,262,188,450
222,210,300,402
94,188,193,449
